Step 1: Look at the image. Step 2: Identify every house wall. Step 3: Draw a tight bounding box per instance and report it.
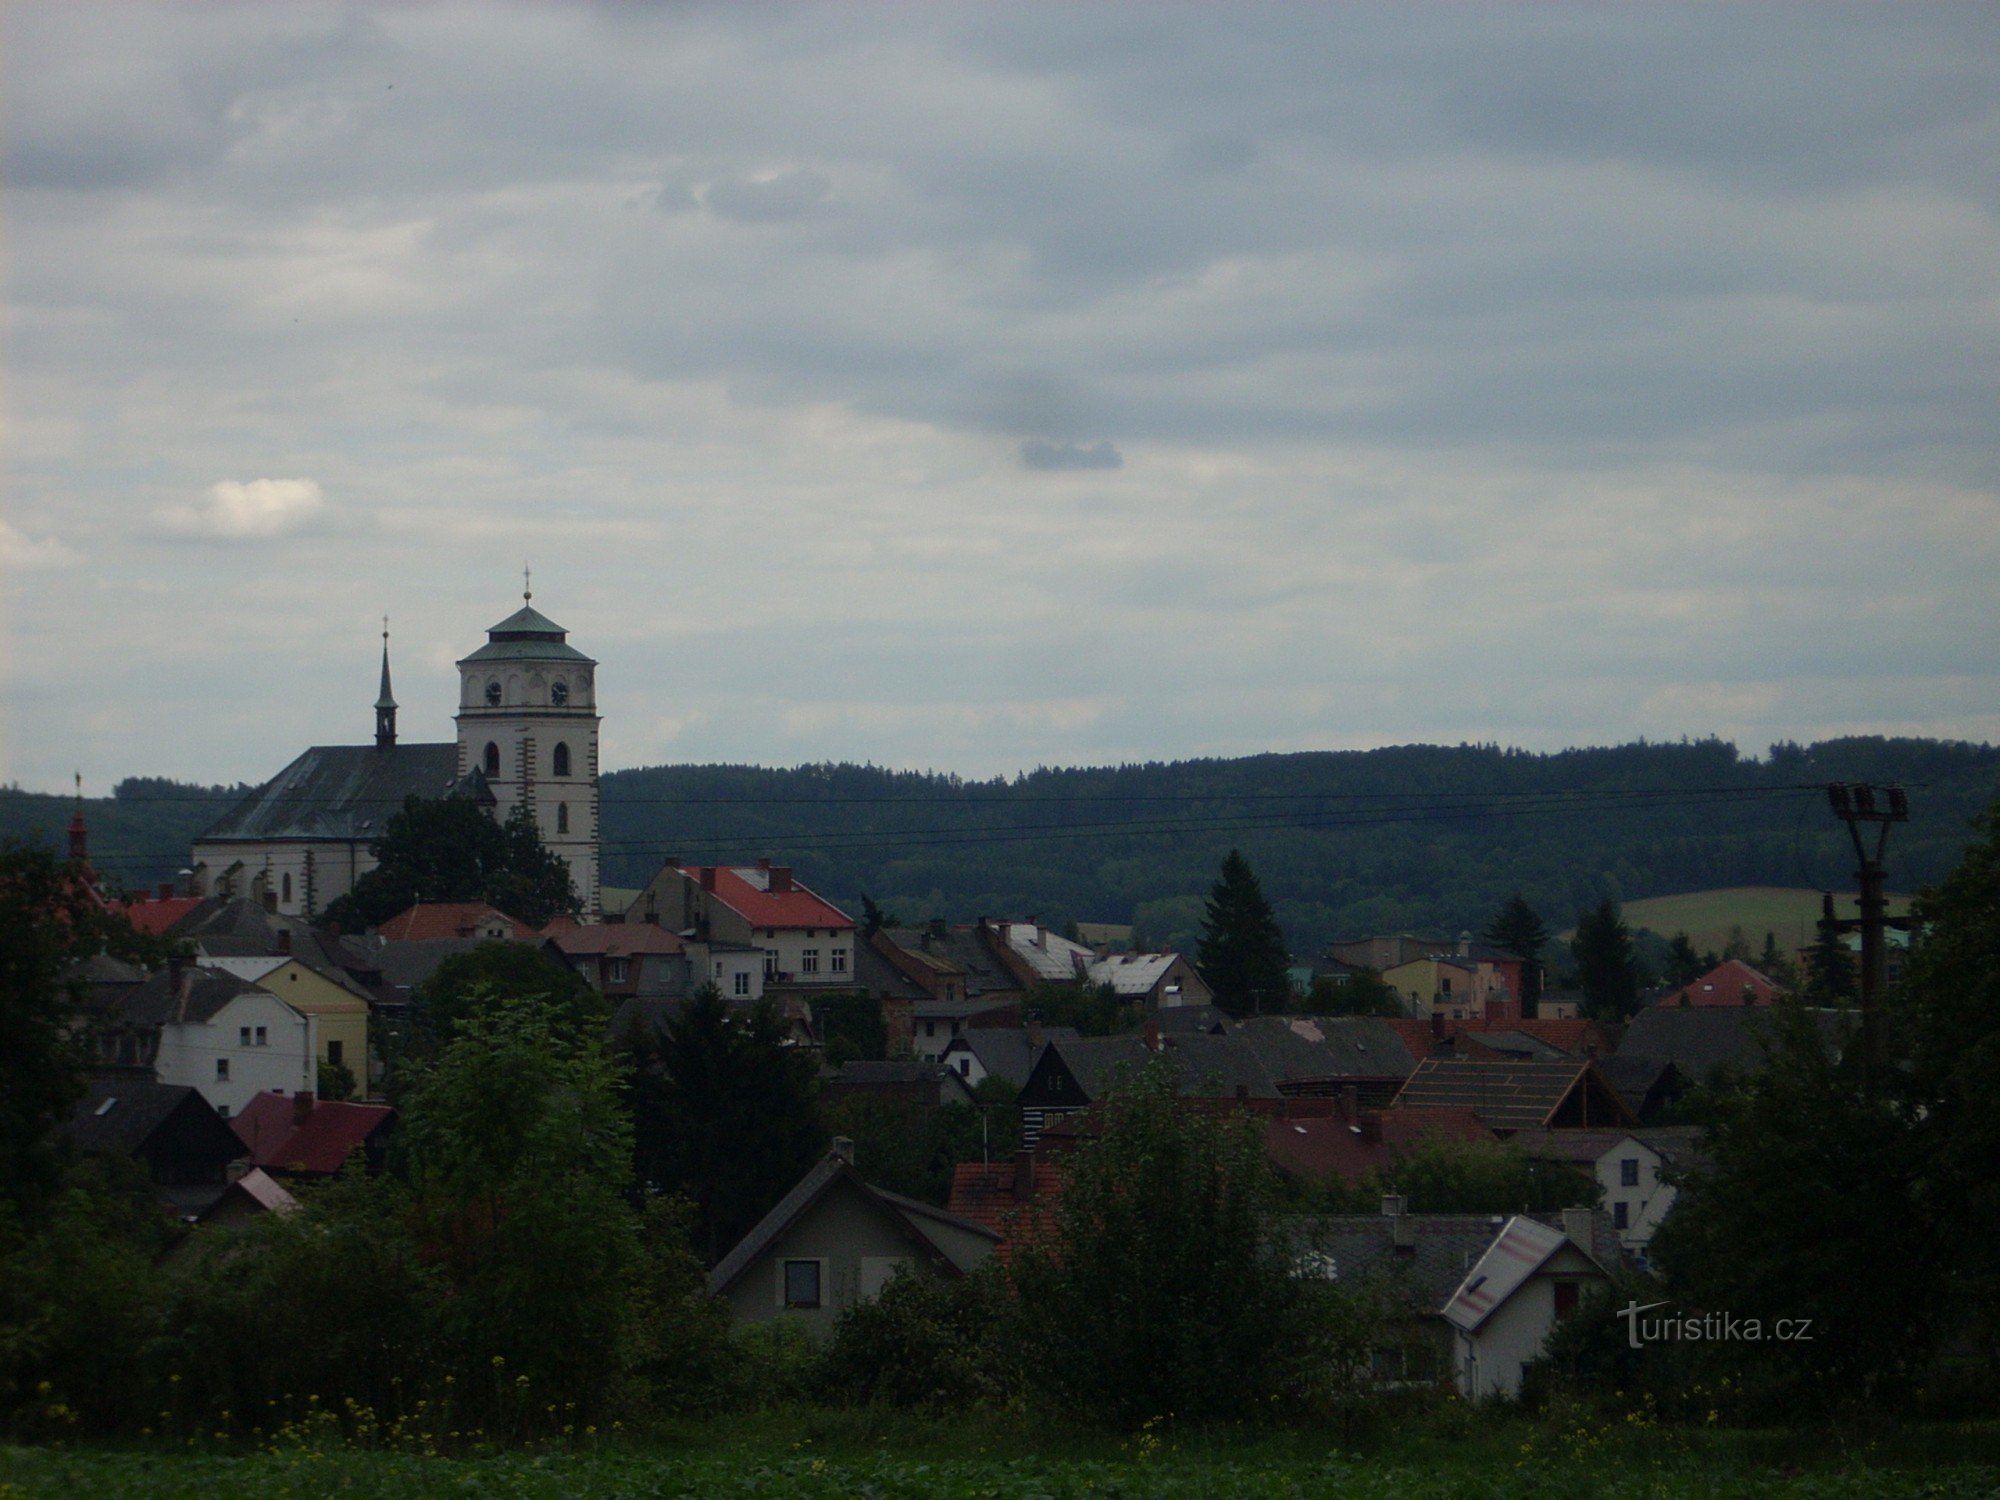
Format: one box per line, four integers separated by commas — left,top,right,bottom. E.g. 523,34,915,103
154,992,316,1118
1597,1141,1675,1261
191,839,371,919
259,960,370,1081
1457,1245,1605,1401
722,1182,941,1337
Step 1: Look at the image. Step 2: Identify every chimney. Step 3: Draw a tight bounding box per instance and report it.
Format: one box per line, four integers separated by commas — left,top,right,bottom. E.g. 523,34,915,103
929,916,948,939
1359,1111,1383,1145
699,867,716,892
1459,930,1473,957
1383,1192,1415,1249
293,1090,316,1127
276,930,292,956
1561,1206,1593,1250
1013,1147,1036,1203
1027,1018,1043,1054
770,866,792,894
1340,1083,1360,1122
831,1135,855,1165
158,882,173,901
757,857,771,870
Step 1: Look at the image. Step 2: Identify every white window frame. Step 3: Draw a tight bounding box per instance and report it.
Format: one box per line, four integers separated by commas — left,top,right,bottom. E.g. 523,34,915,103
780,1258,826,1310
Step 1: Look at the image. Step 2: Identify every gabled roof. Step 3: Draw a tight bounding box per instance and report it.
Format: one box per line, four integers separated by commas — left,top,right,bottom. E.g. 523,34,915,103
377,902,537,942
1024,1033,1280,1106
1661,959,1786,1009
708,1150,999,1294
940,1025,1077,1088
1616,1004,1848,1083
1444,1215,1602,1332
540,918,684,957
1287,1212,1514,1307
1458,1029,1569,1063
1084,951,1192,997
1233,1015,1420,1086
1447,1017,1611,1056
1393,1058,1637,1133
117,894,207,936
231,1091,395,1175
679,863,854,931
196,743,482,844
105,965,288,1028
877,925,1023,998
64,1079,223,1156
197,1166,300,1222
948,1155,1067,1262
1265,1107,1494,1186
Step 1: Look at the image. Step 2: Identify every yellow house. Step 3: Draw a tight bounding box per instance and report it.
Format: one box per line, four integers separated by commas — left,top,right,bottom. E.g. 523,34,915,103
1381,955,1506,1022
203,955,371,1094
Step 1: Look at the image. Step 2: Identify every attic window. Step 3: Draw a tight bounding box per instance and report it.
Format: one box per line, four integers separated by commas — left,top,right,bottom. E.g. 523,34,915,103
783,1259,823,1309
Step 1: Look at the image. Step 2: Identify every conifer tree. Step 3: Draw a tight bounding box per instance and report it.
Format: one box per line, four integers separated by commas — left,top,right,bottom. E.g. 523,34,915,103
1481,892,1550,1013
1571,899,1641,1021
1195,850,1292,1018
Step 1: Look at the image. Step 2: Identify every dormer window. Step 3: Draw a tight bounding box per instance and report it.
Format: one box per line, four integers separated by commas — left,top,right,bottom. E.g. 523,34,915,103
485,680,502,707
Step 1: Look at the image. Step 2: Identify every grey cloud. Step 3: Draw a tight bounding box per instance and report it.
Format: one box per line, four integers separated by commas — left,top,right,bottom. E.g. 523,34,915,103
1020,440,1122,472
704,167,831,223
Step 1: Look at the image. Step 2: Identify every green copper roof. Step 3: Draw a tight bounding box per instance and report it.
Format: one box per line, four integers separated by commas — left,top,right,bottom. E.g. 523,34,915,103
486,604,568,639
457,601,596,667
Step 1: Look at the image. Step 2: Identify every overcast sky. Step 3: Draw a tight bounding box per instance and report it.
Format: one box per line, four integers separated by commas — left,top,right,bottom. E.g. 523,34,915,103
5,3,1997,795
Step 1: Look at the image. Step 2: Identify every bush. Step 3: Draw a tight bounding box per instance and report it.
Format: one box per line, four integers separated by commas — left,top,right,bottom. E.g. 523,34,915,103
816,1266,1022,1413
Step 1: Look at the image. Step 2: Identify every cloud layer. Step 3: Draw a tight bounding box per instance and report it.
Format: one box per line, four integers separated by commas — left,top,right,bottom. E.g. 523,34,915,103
3,3,1996,795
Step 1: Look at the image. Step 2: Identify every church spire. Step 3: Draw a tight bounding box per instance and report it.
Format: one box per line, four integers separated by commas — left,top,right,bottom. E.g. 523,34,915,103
375,617,398,750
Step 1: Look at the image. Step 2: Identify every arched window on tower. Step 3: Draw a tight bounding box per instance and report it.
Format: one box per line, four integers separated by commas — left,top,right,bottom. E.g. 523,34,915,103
282,873,292,906
556,803,569,834
553,742,571,777
484,742,501,777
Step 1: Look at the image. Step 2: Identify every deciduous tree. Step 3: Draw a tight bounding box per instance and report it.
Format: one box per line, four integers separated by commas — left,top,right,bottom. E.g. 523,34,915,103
323,796,577,932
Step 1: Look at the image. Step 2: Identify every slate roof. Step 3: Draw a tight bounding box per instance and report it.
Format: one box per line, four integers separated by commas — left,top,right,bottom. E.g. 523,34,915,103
541,918,684,957
196,743,484,844
231,1091,395,1175
1233,1015,1420,1086
64,1079,213,1156
1152,1003,1229,1035
940,1026,1077,1088
1616,1004,1849,1083
1289,1213,1516,1309
355,936,493,993
106,965,275,1028
1393,1058,1636,1133
1458,1029,1569,1063
1029,1033,1280,1104
708,1150,999,1291
878,925,1023,998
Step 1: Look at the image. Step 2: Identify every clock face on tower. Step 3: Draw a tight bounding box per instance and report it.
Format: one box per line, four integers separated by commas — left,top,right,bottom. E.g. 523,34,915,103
551,680,568,706
485,680,502,707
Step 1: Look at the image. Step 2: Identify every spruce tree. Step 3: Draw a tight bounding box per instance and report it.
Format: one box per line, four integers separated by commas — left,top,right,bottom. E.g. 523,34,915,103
1571,899,1642,1021
1481,893,1550,1014
1195,850,1292,1018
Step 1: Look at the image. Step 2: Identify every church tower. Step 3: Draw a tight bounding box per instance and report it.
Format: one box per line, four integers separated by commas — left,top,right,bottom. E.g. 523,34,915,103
454,583,601,916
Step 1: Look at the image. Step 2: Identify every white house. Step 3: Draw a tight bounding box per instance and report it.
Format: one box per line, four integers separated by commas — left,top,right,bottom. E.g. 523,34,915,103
1442,1213,1609,1401
1597,1128,1704,1264
634,860,855,987
145,969,317,1119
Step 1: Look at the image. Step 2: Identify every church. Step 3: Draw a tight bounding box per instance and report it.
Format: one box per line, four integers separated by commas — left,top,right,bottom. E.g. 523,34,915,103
192,591,602,919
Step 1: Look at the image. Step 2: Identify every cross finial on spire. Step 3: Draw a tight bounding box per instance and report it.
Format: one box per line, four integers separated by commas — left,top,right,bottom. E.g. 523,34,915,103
524,565,532,603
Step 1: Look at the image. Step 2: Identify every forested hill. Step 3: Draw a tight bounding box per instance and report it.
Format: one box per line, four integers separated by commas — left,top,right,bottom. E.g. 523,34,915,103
601,736,1999,952
7,738,1995,954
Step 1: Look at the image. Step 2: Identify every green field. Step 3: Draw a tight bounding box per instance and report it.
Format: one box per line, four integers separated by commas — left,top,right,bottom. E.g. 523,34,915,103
1568,887,1913,957
6,1418,1998,1500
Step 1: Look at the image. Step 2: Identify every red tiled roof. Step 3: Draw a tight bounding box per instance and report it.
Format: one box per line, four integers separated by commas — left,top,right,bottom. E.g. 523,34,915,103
1381,1018,1440,1059
376,903,535,942
1264,1106,1494,1186
948,1157,1066,1263
118,895,205,936
231,1091,394,1175
1662,959,1784,1009
1448,1016,1611,1055
680,864,854,931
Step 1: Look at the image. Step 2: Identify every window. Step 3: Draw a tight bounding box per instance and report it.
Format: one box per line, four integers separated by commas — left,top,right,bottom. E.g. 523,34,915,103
556,803,569,834
924,1020,936,1038
715,962,724,978
802,948,820,974
256,1026,268,1046
607,958,629,984
958,1057,971,1077
282,873,292,904
734,971,751,996
239,1026,251,1046
763,952,778,979
485,679,502,706
1613,1201,1630,1231
1553,1281,1581,1319
484,741,501,776
783,1259,823,1309
325,1038,340,1064
1620,1158,1640,1187
830,948,848,973
215,1058,230,1081
551,680,569,707
553,742,571,776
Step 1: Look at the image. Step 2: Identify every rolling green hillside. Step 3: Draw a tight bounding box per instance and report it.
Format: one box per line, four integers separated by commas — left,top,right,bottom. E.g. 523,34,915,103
1606,886,1914,957
9,736,1993,955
